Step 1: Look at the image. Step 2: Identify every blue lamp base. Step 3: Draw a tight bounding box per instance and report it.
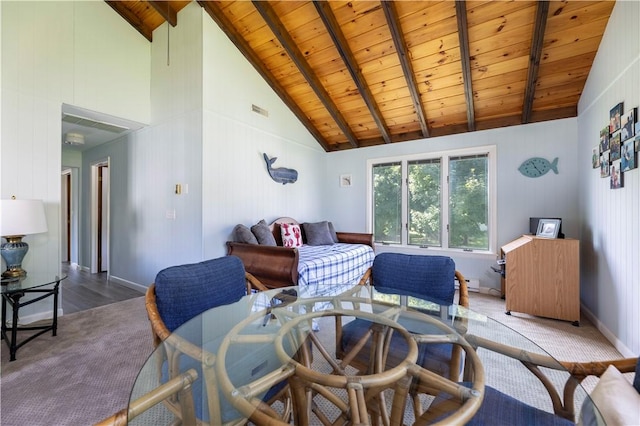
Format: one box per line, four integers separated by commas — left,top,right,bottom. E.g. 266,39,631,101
1,236,29,278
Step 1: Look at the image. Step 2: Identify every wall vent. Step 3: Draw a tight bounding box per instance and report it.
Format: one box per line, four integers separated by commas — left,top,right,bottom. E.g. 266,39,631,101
62,113,129,133
456,278,480,293
251,104,269,117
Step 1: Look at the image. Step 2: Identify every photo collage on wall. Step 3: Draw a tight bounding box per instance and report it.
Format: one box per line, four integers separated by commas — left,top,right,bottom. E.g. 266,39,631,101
593,101,640,189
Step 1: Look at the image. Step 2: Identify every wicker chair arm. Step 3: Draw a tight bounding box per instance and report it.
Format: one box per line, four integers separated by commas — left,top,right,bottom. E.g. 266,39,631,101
455,270,469,308
94,369,198,426
246,271,269,292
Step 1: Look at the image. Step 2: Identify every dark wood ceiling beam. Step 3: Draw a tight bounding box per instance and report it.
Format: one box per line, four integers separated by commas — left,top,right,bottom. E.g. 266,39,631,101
148,1,178,27
522,1,550,124
455,0,475,132
198,1,332,152
314,1,392,144
381,1,430,139
105,1,153,42
252,1,360,149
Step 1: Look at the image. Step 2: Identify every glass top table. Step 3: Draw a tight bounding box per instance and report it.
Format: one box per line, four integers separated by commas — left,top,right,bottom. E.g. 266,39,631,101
128,284,600,425
1,274,67,361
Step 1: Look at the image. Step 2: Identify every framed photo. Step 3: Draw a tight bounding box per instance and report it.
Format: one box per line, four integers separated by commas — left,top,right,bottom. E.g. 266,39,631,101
610,102,623,133
621,139,636,172
600,150,610,177
536,219,561,239
599,127,610,152
339,174,352,187
610,131,621,161
610,159,623,189
592,146,600,168
620,107,636,141
635,134,640,152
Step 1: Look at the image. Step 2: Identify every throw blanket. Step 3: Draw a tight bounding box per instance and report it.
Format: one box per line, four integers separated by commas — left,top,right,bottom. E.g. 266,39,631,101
297,243,375,291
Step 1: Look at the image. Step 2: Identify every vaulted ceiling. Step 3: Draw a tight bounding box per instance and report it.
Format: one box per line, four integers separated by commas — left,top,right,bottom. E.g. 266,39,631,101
106,1,615,152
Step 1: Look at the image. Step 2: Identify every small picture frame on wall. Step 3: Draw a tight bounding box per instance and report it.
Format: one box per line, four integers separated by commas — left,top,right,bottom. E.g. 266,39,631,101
620,107,636,141
610,131,621,161
621,139,636,172
601,150,610,177
592,147,600,168
610,159,623,189
536,219,561,239
600,127,610,152
610,102,623,133
340,174,352,187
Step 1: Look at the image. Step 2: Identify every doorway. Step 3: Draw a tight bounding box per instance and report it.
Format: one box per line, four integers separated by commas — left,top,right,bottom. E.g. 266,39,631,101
91,159,110,274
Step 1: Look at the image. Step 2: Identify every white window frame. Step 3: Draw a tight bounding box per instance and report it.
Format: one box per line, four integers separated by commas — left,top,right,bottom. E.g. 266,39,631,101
366,145,497,258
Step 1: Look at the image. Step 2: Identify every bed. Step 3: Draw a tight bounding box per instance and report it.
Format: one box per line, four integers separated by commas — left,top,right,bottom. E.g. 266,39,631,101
226,217,375,290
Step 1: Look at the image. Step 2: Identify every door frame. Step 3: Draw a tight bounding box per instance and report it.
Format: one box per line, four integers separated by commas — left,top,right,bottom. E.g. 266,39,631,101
90,158,110,274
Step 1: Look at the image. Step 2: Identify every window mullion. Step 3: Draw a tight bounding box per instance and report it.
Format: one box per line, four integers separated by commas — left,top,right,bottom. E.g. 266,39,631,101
442,156,450,250
401,160,409,245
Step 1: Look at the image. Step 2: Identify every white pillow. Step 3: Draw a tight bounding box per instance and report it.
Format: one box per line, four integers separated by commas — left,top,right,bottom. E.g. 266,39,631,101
280,223,303,248
579,365,640,426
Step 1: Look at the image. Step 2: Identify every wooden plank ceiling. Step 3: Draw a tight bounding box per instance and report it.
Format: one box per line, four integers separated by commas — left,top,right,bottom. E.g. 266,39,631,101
107,1,615,152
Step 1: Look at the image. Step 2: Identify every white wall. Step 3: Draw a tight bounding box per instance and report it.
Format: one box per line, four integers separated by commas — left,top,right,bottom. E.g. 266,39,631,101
1,1,150,320
577,0,640,357
200,6,325,260
75,3,328,288
323,118,580,293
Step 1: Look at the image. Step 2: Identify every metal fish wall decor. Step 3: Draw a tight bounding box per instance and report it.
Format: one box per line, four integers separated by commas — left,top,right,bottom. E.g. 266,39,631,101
263,153,298,184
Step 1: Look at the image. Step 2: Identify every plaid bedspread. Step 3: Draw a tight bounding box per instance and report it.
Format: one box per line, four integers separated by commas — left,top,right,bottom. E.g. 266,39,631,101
297,243,375,291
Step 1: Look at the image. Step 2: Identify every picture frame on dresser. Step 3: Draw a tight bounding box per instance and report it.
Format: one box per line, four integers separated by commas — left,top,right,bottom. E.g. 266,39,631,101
536,219,561,239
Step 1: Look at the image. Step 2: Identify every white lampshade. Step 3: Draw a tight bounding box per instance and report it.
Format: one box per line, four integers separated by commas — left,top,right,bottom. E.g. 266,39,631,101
0,199,48,237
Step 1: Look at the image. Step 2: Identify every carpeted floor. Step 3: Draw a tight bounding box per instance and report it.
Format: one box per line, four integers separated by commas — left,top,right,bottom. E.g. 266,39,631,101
0,297,152,426
0,291,624,425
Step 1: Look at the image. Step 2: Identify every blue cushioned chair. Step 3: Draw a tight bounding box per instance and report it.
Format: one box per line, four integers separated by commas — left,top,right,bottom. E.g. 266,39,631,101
337,253,469,373
450,347,639,425
145,255,291,424
336,253,469,418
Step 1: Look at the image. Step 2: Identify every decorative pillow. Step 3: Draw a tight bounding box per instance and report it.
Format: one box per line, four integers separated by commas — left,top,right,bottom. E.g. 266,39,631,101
280,223,303,248
251,219,277,246
233,224,258,244
302,221,335,246
328,221,339,243
578,365,640,426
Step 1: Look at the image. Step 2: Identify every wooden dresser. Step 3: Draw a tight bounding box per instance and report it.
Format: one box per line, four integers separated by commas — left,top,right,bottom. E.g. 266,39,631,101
500,235,580,325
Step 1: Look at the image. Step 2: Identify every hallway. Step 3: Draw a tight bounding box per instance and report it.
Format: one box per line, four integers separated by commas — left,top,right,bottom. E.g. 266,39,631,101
61,263,143,314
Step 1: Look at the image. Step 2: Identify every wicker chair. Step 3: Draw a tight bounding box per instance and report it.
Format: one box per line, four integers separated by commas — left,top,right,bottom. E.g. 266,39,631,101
452,334,639,425
335,253,469,419
94,369,198,426
145,255,291,424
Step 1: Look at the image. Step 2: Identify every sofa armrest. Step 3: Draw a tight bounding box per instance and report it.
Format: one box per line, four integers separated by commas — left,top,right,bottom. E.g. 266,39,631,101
336,232,374,248
226,242,299,289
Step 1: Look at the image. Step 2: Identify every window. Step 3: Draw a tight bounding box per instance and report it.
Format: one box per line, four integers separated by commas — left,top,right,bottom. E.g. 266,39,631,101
369,146,496,254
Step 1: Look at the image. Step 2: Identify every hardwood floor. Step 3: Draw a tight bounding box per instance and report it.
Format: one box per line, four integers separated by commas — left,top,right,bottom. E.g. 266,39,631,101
61,263,144,314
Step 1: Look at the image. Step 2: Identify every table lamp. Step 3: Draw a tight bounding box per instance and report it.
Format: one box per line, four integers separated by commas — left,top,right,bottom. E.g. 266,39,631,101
1,198,48,278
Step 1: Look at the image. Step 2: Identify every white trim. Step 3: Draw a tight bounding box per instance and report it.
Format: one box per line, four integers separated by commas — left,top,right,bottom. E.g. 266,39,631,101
581,303,634,358
90,158,110,274
108,275,147,293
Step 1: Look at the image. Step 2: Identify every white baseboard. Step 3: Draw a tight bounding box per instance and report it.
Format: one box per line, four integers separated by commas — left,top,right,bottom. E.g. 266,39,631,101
108,275,147,293
8,309,62,325
580,303,634,357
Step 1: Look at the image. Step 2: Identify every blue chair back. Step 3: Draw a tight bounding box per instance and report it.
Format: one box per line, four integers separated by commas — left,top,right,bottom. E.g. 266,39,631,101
371,253,456,305
154,255,247,332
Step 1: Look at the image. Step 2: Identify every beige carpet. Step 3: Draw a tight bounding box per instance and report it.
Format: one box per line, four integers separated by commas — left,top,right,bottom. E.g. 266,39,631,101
0,292,624,425
0,297,152,426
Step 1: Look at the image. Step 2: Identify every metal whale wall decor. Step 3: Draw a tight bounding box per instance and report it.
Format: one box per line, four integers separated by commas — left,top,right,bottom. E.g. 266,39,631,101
263,153,298,184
